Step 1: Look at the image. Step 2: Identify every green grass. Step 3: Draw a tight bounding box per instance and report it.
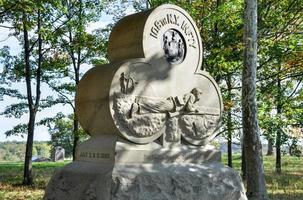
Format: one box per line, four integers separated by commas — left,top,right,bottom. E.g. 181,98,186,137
0,161,69,200
222,155,303,200
0,156,302,199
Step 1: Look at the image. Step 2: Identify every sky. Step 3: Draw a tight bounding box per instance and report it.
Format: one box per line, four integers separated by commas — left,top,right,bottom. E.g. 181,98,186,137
0,12,114,142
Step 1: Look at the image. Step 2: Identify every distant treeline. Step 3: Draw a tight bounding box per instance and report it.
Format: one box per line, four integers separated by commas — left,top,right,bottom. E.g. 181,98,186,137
0,141,50,161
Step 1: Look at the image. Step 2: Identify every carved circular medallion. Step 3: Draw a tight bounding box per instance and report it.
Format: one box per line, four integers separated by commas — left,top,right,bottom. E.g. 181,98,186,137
110,61,168,144
108,4,203,71
162,29,186,64
108,60,223,145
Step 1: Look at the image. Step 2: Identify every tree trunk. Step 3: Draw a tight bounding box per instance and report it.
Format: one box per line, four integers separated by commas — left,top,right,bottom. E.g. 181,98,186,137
72,51,80,160
72,69,80,160
71,1,83,161
227,73,233,168
275,121,282,174
23,110,36,185
22,11,35,185
266,138,273,156
242,0,268,199
22,9,42,185
275,73,282,173
72,116,79,160
241,141,247,180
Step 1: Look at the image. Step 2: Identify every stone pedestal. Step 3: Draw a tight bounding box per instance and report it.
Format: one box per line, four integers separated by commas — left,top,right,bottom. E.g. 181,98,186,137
44,136,246,200
44,161,246,200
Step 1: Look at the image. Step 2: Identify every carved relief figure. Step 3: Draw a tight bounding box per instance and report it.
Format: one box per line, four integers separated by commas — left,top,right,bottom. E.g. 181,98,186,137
129,87,203,118
165,118,180,142
129,96,175,118
114,87,219,143
119,72,137,94
174,87,203,113
119,72,126,93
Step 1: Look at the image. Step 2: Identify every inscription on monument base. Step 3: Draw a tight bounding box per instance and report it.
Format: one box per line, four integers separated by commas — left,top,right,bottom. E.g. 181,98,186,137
114,146,221,164
77,150,113,162
77,149,220,163
79,151,110,159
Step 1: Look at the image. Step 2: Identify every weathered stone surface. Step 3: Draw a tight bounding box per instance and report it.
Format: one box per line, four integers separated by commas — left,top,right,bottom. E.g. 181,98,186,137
44,162,114,200
44,162,247,200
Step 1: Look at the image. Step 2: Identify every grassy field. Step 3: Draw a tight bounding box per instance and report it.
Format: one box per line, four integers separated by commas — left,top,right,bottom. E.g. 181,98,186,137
222,155,303,200
0,161,68,200
0,156,302,199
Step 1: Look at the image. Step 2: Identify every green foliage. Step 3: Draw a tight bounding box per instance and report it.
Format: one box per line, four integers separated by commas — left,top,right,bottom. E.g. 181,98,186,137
39,113,88,158
1,102,28,118
257,0,303,148
4,123,27,137
0,0,70,139
0,0,107,141
0,141,51,161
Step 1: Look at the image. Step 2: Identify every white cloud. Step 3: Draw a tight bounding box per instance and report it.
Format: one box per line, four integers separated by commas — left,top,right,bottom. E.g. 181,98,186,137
0,23,21,56
87,12,113,33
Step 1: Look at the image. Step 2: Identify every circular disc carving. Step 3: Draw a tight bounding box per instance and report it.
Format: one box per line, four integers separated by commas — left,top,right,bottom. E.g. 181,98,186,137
108,4,203,73
178,72,223,146
109,60,169,144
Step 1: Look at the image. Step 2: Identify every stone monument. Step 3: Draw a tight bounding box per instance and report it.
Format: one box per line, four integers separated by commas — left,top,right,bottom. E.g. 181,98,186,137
51,146,65,162
44,4,247,200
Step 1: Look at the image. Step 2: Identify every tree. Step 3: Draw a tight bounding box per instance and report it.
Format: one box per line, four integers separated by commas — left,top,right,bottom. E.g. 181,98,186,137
39,113,87,158
257,0,303,173
44,0,106,160
242,0,268,199
0,0,68,185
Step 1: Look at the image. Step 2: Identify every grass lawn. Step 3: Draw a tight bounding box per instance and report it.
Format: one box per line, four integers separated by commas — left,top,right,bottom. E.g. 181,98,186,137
222,155,303,200
0,161,68,200
0,156,302,199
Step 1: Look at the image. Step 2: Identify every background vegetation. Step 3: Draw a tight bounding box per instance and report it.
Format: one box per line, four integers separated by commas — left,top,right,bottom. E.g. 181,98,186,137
0,141,50,161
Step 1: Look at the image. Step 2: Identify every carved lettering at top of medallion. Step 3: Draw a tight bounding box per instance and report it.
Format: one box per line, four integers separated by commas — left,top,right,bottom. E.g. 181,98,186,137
149,13,197,49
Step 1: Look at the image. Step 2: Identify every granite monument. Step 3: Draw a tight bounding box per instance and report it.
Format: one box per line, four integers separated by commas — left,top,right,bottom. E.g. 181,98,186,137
51,146,65,162
44,4,247,200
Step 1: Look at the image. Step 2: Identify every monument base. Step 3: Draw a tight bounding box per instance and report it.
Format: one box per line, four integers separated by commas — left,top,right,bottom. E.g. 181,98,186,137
44,161,247,200
75,136,221,164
